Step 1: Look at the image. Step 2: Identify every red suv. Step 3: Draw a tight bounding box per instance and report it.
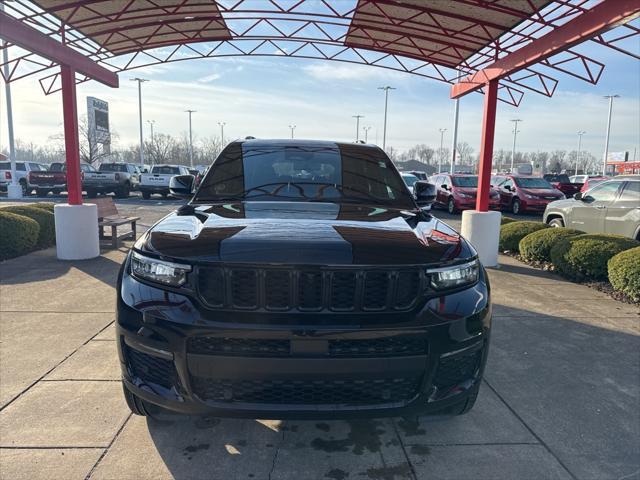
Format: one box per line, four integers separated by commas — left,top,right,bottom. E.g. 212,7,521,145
494,175,565,214
430,173,500,213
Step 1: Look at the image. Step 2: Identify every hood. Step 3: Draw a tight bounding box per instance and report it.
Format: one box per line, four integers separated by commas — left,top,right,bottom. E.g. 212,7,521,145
521,188,563,197
138,201,476,266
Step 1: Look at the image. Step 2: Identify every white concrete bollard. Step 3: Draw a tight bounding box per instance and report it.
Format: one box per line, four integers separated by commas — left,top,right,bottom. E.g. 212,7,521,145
460,210,502,267
54,203,100,260
6,184,23,199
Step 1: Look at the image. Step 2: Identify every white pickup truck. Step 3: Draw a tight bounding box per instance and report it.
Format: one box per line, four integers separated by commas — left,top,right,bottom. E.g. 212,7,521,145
0,160,49,195
83,162,141,198
139,165,190,199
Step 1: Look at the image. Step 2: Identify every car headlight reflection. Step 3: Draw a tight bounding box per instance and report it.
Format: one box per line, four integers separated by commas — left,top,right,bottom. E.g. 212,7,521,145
427,260,480,291
131,251,191,287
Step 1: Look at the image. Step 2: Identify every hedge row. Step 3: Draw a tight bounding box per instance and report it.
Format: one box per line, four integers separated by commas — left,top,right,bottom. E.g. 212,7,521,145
608,247,640,302
0,203,56,261
502,220,640,301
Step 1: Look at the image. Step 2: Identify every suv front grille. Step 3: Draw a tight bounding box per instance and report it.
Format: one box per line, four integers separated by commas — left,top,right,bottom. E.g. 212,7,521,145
191,377,421,405
187,336,428,358
197,266,422,312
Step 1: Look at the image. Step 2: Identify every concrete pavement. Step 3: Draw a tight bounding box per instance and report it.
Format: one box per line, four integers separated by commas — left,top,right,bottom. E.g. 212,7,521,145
0,202,638,480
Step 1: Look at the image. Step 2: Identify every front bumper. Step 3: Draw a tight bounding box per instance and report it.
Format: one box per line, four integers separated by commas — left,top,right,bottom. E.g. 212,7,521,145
116,261,491,419
455,198,500,211
520,198,558,211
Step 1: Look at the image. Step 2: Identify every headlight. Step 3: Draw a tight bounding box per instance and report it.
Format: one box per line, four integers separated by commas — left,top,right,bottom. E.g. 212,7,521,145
427,260,479,291
457,192,471,198
523,193,536,199
131,251,191,287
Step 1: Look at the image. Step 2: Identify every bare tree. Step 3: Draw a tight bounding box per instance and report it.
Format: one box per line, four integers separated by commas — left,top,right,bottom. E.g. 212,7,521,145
456,142,474,164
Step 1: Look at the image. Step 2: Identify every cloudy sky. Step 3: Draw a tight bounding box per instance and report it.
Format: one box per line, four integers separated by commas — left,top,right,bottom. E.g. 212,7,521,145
2,34,639,160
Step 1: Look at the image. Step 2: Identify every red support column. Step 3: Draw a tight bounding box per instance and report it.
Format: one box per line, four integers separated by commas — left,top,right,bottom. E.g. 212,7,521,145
60,65,83,205
475,79,498,212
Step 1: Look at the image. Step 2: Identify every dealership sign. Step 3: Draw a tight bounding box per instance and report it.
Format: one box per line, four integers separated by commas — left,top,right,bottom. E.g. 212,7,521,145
87,96,111,153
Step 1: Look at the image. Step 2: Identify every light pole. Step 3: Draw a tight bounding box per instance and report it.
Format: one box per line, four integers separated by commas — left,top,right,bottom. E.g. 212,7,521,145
1,10,20,198
146,120,155,142
352,115,364,142
288,124,296,139
218,122,226,145
575,131,586,175
185,109,196,167
438,128,447,173
602,95,619,176
130,78,148,166
363,126,372,143
378,86,395,151
509,119,522,173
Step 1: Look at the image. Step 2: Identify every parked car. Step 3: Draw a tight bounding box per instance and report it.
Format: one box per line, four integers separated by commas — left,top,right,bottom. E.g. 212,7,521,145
0,160,48,195
493,175,565,214
544,176,640,239
429,173,500,213
408,170,428,180
188,168,204,188
580,175,609,192
29,162,97,197
400,172,419,192
543,173,581,198
83,162,141,198
139,164,190,199
118,139,491,419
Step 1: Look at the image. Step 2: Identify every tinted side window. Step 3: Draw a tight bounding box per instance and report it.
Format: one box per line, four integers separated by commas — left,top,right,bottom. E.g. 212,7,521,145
587,181,622,202
618,181,640,202
16,162,26,171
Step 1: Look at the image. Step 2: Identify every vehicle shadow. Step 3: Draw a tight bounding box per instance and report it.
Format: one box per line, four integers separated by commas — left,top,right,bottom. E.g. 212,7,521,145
142,305,639,480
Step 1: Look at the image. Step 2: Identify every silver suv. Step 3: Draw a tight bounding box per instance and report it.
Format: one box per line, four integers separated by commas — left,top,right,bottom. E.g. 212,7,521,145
543,176,640,240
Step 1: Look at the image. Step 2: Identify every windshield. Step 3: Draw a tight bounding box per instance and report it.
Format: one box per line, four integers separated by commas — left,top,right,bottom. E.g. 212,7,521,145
544,174,570,183
152,166,180,175
194,143,415,209
515,177,554,189
49,163,64,172
401,174,418,187
452,176,478,187
100,164,127,172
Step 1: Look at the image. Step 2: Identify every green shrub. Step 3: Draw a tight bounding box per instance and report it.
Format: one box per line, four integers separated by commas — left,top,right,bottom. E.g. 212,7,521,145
519,227,584,262
0,211,39,261
1,205,55,248
608,247,640,302
499,221,549,252
550,234,639,281
30,202,55,213
501,216,517,225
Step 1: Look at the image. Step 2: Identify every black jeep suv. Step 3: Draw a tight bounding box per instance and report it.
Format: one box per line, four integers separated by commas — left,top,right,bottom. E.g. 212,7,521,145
117,139,491,419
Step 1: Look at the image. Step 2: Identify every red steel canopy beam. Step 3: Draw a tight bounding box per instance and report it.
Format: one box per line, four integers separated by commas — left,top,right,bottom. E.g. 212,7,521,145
0,11,118,87
451,0,640,99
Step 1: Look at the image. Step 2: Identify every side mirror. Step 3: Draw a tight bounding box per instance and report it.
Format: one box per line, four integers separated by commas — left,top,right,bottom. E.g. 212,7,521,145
414,181,436,208
169,174,195,199
441,184,448,190
574,192,583,201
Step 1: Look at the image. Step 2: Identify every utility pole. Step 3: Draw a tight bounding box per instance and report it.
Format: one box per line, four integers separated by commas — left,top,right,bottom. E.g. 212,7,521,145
510,119,522,173
1,4,21,198
218,122,226,145
602,95,619,176
289,124,296,139
363,126,372,143
185,109,196,167
438,128,447,173
352,115,364,142
575,131,586,175
130,78,148,166
378,86,395,151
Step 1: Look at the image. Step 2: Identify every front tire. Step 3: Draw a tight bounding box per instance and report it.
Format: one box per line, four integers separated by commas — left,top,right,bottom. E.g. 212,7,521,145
36,188,49,197
142,192,151,200
86,188,98,198
19,180,28,196
549,218,564,228
511,198,521,215
116,185,130,198
122,383,152,416
447,197,457,214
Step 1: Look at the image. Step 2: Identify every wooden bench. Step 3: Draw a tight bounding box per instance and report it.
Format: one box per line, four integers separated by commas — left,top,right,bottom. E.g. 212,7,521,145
94,197,140,249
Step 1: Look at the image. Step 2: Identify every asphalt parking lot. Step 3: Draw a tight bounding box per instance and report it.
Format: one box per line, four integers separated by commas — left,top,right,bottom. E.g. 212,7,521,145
0,196,639,480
